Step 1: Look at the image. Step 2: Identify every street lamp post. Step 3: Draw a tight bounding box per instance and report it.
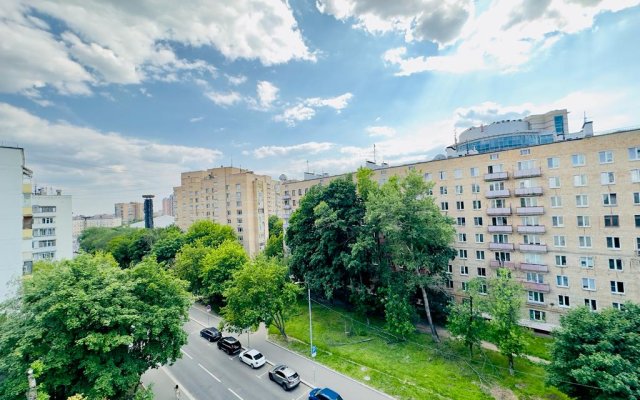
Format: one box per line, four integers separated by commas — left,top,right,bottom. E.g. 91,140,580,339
307,285,313,358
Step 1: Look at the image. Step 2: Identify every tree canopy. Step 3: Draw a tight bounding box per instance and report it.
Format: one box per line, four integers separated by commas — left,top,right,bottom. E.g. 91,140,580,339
0,253,191,400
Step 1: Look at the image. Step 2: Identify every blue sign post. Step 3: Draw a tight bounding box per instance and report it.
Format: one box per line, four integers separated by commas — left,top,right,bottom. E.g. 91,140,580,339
311,345,317,358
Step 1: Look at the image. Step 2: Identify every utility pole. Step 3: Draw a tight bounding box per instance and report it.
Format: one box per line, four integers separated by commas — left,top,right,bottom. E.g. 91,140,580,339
27,368,36,400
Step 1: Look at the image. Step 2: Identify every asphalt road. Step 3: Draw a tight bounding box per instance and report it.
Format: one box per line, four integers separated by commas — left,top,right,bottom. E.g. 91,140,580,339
142,305,394,400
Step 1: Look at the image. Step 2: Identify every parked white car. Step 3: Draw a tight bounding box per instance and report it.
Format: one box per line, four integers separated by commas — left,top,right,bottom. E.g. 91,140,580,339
239,348,266,369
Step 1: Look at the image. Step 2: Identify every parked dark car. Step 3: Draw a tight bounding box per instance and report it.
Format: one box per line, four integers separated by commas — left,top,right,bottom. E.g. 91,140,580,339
309,387,344,400
199,327,222,342
268,364,300,390
217,336,242,354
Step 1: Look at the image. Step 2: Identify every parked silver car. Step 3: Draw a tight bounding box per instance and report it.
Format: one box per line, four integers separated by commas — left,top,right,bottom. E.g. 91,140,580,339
268,364,301,391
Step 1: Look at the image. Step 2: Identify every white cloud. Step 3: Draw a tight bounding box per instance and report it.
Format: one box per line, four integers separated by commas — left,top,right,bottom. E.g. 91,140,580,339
251,142,335,158
0,0,314,97
189,116,204,123
205,90,243,107
0,102,222,214
226,74,247,86
365,125,396,137
256,81,279,109
274,92,354,126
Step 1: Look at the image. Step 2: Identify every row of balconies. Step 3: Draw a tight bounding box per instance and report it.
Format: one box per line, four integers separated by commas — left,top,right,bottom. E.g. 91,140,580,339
486,206,544,216
486,187,544,198
488,260,550,273
488,242,548,252
483,167,542,182
487,225,545,234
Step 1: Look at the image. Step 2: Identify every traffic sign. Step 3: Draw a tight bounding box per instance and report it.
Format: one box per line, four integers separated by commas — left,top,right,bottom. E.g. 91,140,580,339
311,345,317,358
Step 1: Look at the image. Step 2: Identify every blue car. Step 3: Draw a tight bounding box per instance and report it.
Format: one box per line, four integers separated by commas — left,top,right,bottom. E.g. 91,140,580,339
308,387,344,400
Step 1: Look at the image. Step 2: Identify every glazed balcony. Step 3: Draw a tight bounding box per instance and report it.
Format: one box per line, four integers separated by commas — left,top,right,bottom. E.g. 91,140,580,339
487,207,512,216
515,187,543,196
484,172,509,181
490,260,515,269
516,206,544,215
487,225,513,233
514,167,542,179
520,263,549,272
523,282,551,293
517,225,546,234
485,189,510,198
519,244,548,253
489,242,515,251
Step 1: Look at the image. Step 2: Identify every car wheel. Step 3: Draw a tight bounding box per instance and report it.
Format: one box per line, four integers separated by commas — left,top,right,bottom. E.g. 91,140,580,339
281,382,287,391
268,373,274,381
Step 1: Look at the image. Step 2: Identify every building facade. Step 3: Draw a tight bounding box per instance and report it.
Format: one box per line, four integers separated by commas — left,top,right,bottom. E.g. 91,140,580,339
281,123,640,332
173,166,282,256
162,194,176,216
115,202,144,224
31,188,73,261
0,146,33,300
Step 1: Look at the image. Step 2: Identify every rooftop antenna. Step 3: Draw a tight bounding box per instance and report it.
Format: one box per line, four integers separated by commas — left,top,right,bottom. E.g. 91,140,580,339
306,160,309,173
230,156,233,168
373,144,377,164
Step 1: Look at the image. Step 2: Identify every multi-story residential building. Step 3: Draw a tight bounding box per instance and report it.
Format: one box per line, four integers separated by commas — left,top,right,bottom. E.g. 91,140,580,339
280,112,640,332
173,166,282,256
72,214,122,252
115,202,144,224
31,188,73,261
0,146,33,300
162,194,176,216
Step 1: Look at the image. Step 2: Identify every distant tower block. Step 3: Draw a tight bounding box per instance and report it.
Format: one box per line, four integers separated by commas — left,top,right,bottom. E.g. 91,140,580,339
142,195,155,229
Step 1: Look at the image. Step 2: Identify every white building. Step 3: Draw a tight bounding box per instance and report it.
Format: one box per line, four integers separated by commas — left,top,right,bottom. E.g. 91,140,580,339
0,146,33,300
31,188,73,261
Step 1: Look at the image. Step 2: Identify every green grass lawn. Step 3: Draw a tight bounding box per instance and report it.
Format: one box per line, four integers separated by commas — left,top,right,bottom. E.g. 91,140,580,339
269,301,568,400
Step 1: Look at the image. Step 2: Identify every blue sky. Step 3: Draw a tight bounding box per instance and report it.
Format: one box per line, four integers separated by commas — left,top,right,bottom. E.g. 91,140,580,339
1,0,639,214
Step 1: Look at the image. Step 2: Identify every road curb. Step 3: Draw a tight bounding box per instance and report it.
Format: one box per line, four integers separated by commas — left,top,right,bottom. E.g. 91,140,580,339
265,338,396,399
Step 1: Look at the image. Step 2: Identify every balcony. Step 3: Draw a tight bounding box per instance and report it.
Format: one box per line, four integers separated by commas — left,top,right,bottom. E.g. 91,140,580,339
22,183,32,194
489,242,515,250
283,204,291,210
490,260,515,269
515,187,543,196
487,207,512,216
484,172,509,181
514,167,542,179
519,244,548,253
520,263,549,272
282,194,291,200
517,225,545,234
22,207,32,217
523,282,551,293
516,206,544,215
487,225,513,233
22,229,32,239
485,189,510,198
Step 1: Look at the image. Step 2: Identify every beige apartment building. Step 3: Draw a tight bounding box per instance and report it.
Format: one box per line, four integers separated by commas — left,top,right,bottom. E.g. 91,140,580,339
114,202,144,224
173,166,282,256
281,114,640,332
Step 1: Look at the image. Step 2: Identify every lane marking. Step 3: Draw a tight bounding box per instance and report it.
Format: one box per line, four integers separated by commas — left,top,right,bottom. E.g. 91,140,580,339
189,316,207,327
198,363,221,383
180,349,193,359
228,388,244,400
256,370,269,379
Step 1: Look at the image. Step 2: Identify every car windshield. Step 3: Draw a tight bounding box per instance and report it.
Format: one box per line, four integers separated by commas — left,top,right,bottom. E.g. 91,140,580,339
254,353,263,359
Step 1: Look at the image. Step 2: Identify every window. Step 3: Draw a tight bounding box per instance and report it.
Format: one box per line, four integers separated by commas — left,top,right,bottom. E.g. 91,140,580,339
547,157,559,169
578,236,592,248
475,233,484,243
439,171,446,179
556,275,569,287
523,234,541,245
606,236,621,249
604,215,620,227
440,186,448,195
457,217,466,226
518,160,535,170
572,153,586,166
580,256,594,268
553,235,566,247
558,295,570,307
460,265,469,275
521,216,539,226
573,175,587,186
461,282,469,291
577,215,590,227
492,216,508,226
458,233,467,242
495,252,511,261
582,278,596,291
632,169,640,183
491,199,507,208
635,192,640,205
520,197,538,207
476,250,485,260
441,202,449,211
490,153,499,160
489,182,505,191
458,249,468,259
636,214,640,227
520,149,531,155
454,169,462,179
447,264,453,274
470,167,479,177
472,200,482,210
551,196,562,208
529,309,546,321
601,172,615,185
524,253,542,264
477,267,487,276
609,258,623,271
528,291,545,303
473,217,483,226
487,164,503,173
629,146,640,161
526,272,544,283
599,150,614,164
548,177,560,188
492,234,509,244
555,255,567,266
612,302,624,310
456,201,465,210
576,194,589,207
602,193,618,206
424,172,432,181
471,183,480,193
479,283,488,294
446,279,454,289
552,216,564,227
585,299,597,311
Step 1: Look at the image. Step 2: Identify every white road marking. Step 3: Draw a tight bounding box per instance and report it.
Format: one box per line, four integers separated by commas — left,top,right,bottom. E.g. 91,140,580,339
197,363,221,383
189,316,207,327
228,388,244,400
180,349,193,359
256,370,269,378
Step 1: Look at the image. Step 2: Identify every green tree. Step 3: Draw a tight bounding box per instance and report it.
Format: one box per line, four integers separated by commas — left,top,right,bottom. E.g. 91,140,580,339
364,171,456,341
221,257,301,339
201,240,248,304
547,303,640,399
486,268,526,375
174,243,210,295
151,225,185,264
447,278,487,356
0,253,190,400
264,233,284,259
78,227,135,253
184,220,236,247
268,215,283,238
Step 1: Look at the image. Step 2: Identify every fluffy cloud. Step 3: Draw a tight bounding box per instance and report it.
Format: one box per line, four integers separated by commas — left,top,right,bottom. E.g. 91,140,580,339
256,81,279,109
0,0,314,96
251,142,335,158
365,125,396,137
205,91,243,107
274,92,354,126
0,102,222,214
